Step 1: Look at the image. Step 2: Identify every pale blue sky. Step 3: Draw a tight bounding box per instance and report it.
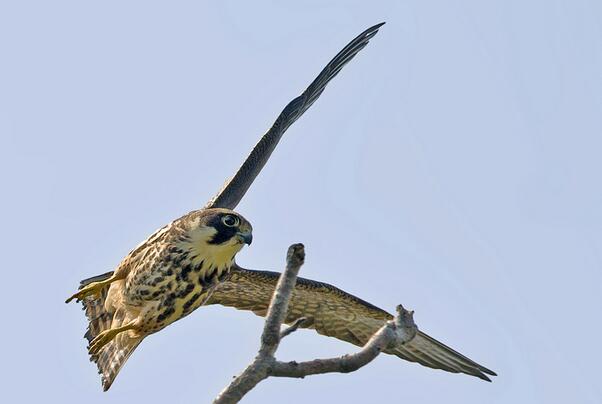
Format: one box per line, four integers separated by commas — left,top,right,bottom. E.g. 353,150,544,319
1,1,601,403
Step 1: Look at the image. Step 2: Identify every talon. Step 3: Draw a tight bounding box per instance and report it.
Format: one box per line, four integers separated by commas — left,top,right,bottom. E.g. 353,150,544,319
87,320,138,356
65,280,110,304
65,291,91,303
89,337,105,355
88,330,115,355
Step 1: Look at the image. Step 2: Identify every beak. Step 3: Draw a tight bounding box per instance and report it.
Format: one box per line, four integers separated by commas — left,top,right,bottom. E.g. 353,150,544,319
237,231,253,245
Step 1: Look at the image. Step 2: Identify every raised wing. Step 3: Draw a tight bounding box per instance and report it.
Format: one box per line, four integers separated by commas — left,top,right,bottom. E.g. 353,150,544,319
206,266,497,381
206,23,385,210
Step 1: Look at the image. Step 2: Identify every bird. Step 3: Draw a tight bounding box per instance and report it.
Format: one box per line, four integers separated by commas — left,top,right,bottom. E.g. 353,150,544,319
66,22,496,391
66,208,253,390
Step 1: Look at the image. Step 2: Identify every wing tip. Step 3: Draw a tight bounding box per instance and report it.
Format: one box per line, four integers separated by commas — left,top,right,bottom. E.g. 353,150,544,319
470,364,497,382
474,362,497,378
476,372,493,382
363,22,386,39
371,21,387,30
481,367,498,377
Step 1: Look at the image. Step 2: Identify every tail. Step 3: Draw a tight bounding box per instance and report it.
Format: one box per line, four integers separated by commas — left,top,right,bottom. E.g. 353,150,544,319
79,271,143,391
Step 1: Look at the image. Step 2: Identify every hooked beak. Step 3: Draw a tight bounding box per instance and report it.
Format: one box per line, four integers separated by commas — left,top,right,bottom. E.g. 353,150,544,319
237,231,253,245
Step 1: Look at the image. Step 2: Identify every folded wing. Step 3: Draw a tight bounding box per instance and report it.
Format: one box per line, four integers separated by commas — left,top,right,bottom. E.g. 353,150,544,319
206,266,496,381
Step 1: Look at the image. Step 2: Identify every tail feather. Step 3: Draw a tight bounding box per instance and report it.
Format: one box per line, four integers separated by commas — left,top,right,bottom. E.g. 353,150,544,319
79,271,142,391
81,271,113,344
96,335,142,391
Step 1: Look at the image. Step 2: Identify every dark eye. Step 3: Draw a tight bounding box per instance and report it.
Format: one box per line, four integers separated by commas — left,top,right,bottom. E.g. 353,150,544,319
222,215,240,227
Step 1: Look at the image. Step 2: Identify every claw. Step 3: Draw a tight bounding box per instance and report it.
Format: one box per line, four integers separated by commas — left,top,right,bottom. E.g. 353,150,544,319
65,280,107,303
88,331,114,355
65,290,94,304
87,320,138,356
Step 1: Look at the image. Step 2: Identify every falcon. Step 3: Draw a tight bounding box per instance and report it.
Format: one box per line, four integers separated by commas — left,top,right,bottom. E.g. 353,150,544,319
66,22,496,391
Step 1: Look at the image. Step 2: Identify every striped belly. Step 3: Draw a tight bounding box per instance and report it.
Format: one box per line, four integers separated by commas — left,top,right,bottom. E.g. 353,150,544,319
136,278,209,333
136,264,227,333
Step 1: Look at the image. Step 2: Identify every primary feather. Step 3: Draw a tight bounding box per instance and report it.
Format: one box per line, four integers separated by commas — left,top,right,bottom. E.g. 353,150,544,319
206,266,497,381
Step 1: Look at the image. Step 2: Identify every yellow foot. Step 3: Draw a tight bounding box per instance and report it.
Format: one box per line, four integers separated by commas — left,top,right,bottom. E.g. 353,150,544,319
88,329,118,355
65,279,112,303
88,321,137,356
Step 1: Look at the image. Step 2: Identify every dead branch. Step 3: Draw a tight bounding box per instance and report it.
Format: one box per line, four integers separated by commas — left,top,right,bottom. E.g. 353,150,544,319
213,244,418,404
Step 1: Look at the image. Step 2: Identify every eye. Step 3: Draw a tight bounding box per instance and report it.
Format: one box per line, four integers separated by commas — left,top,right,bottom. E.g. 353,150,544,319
221,215,240,227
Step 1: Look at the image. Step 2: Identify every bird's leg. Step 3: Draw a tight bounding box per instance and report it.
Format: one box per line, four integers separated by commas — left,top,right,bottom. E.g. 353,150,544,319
88,320,139,356
65,273,121,303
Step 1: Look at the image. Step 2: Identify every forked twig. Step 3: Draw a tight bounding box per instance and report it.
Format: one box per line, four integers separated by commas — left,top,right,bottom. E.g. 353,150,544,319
213,244,417,404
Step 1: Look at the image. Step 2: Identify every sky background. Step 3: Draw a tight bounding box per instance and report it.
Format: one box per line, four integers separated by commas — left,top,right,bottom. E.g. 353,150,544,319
1,1,601,403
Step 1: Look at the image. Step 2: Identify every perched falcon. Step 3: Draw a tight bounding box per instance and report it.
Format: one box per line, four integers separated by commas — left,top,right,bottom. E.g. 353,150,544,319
66,22,496,391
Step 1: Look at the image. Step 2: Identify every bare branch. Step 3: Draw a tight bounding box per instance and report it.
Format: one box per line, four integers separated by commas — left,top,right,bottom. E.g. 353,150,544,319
213,244,305,404
272,306,416,378
213,243,418,404
259,244,305,356
279,317,307,340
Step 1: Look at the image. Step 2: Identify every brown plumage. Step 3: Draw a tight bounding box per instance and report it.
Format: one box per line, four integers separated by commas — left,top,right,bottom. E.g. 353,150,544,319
71,208,253,390
207,266,497,381
78,262,495,390
80,272,143,391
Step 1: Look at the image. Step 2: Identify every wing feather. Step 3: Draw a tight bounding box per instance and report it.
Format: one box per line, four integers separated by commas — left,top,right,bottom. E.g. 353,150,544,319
207,23,385,210
206,266,496,381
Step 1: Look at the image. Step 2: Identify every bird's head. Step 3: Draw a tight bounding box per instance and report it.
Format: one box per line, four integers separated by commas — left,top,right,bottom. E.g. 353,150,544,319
179,208,253,273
